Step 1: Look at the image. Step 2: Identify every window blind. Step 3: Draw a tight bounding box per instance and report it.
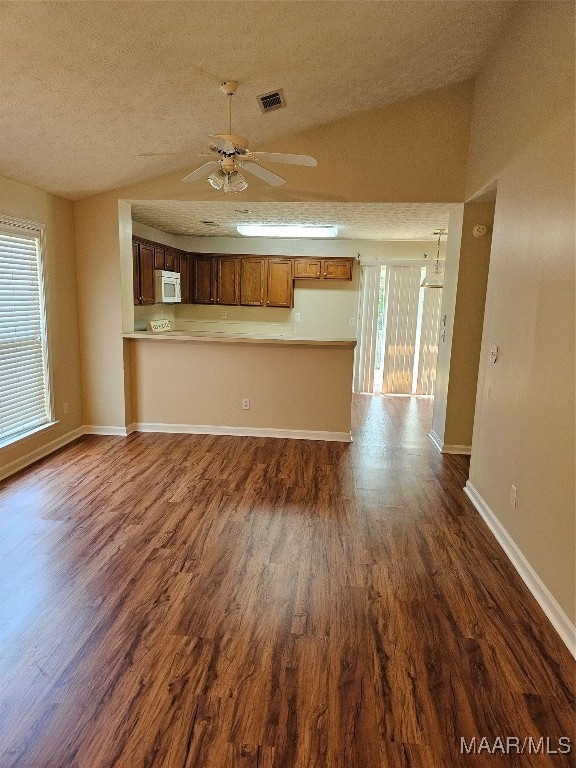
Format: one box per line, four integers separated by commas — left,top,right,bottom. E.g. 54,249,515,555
381,266,422,394
0,223,51,444
353,266,381,393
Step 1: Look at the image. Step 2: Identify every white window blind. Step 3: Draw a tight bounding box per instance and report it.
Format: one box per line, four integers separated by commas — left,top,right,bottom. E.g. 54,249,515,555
353,266,380,393
415,272,443,395
0,221,51,444
381,266,422,394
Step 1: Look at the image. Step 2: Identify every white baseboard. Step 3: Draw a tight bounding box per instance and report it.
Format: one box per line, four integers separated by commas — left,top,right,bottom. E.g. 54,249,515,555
0,427,84,483
83,425,131,436
133,422,352,442
429,430,471,455
465,481,576,659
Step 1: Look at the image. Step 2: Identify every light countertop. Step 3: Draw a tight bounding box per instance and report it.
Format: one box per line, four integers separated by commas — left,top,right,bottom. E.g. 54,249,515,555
123,331,357,348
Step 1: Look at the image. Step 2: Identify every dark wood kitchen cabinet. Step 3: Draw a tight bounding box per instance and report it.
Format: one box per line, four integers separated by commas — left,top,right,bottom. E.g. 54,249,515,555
216,256,240,305
240,258,266,306
179,253,190,304
322,259,353,280
293,258,322,279
133,241,155,305
266,259,293,307
293,257,354,281
193,255,215,304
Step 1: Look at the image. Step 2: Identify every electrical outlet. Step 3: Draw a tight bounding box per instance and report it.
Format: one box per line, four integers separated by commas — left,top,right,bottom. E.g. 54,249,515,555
242,398,251,410
63,402,69,414
348,317,355,327
294,312,301,322
221,311,227,319
510,485,517,508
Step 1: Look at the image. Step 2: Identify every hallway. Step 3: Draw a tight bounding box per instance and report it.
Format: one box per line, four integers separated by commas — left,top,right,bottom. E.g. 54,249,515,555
0,396,573,767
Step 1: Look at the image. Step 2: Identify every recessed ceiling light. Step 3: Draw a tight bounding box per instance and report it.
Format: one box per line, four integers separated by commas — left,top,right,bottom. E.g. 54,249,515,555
235,209,252,214
237,225,338,238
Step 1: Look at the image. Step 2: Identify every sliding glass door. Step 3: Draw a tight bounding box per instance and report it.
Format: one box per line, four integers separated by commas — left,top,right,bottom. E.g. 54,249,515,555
354,265,443,396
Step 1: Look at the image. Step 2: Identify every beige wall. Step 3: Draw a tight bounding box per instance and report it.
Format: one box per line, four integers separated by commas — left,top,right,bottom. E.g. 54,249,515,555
467,2,575,622
0,174,82,474
431,207,464,446
466,3,574,198
432,201,494,449
129,340,354,436
74,196,129,430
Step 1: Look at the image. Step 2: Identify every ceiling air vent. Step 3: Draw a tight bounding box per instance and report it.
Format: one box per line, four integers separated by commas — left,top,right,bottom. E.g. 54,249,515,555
258,89,286,114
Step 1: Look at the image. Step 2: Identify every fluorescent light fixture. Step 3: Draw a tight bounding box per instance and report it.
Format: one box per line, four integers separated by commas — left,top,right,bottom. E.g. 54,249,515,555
237,225,338,238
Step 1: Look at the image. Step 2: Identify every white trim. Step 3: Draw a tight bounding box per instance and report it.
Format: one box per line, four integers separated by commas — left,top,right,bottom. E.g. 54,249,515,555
133,422,352,442
83,425,130,436
441,443,471,455
464,481,576,659
428,431,471,455
0,427,84,483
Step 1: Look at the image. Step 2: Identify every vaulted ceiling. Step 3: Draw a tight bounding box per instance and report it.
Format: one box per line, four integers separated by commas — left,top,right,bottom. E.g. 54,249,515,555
0,1,517,201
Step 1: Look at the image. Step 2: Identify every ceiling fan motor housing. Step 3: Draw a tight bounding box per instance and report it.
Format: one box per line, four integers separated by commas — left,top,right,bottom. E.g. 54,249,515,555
220,81,238,96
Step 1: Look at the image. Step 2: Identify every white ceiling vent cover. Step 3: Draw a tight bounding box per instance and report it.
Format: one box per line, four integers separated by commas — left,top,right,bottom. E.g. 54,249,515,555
258,89,286,113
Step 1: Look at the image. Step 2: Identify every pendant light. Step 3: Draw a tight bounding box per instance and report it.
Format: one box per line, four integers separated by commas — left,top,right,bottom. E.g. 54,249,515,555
421,228,446,288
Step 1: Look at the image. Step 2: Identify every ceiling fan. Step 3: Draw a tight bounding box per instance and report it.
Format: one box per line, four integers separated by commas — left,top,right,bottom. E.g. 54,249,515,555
182,81,317,193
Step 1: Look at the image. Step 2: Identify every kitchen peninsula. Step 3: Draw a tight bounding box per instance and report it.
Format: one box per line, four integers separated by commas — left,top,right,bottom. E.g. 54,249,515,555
123,331,356,441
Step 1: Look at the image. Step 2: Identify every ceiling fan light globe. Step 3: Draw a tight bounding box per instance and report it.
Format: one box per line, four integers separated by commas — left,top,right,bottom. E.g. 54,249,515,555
207,170,225,189
223,171,248,193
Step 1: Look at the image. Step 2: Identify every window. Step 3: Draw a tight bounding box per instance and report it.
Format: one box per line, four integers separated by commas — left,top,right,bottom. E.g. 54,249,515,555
0,218,52,446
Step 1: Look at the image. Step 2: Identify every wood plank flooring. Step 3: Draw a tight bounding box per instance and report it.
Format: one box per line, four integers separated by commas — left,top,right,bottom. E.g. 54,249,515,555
0,395,574,767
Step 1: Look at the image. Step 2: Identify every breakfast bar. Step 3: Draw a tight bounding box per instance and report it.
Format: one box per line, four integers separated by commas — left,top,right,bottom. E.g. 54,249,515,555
123,332,356,441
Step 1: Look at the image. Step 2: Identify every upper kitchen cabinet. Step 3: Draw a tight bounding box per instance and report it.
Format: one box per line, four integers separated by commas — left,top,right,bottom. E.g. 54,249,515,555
216,256,240,305
293,258,354,281
293,258,322,279
266,259,293,307
153,245,165,271
240,258,266,306
322,259,353,280
133,241,155,305
179,253,190,304
193,254,215,304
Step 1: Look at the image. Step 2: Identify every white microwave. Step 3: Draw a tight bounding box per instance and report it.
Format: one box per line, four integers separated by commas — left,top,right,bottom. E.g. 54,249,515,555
155,270,181,303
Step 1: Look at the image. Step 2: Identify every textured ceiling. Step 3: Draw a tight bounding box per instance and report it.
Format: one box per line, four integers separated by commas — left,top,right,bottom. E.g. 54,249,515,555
0,1,516,199
131,201,457,240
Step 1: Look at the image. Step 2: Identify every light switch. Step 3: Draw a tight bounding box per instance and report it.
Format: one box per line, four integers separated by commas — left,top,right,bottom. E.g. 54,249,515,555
490,344,498,363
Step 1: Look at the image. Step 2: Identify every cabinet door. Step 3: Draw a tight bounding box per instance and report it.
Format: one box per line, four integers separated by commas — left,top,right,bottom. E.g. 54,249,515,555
240,258,266,306
267,259,293,307
322,259,353,280
133,242,140,305
154,246,165,270
171,250,181,273
164,249,175,272
293,258,322,279
216,256,240,305
179,254,190,304
193,255,215,304
139,244,155,305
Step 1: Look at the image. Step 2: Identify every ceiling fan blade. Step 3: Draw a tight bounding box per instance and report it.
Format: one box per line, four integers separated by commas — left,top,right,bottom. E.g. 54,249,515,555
182,161,219,182
250,152,317,167
134,152,181,157
240,161,286,186
209,135,236,153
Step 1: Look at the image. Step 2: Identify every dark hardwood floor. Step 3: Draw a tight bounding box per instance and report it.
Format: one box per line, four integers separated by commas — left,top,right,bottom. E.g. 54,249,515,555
0,395,574,767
